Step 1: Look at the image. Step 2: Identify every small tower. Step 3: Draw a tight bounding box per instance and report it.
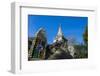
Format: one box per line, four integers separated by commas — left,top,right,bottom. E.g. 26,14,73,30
53,24,63,43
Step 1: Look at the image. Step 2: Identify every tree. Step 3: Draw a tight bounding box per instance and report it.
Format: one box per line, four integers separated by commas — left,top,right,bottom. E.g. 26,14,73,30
67,36,77,45
83,26,88,45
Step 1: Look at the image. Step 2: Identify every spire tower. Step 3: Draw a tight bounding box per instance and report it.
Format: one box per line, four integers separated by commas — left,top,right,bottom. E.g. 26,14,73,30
53,24,63,43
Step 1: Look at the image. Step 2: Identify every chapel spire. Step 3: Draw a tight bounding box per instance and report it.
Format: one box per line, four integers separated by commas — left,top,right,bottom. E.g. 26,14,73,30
53,24,63,43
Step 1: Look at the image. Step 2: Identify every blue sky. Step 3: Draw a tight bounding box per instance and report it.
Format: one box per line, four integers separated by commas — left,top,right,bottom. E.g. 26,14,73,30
28,15,88,44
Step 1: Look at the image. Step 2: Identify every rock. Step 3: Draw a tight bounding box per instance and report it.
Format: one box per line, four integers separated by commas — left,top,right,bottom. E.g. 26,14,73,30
48,48,73,59
28,25,76,60
28,28,47,60
68,45,75,57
